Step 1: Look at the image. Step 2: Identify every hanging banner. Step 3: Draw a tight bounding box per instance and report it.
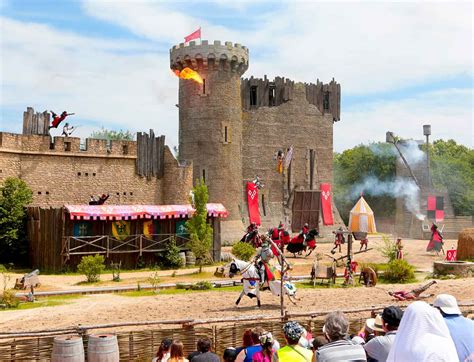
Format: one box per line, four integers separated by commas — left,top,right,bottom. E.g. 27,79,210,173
320,183,334,225
427,195,444,222
112,221,130,241
143,220,160,237
246,182,261,225
73,222,92,237
446,249,457,262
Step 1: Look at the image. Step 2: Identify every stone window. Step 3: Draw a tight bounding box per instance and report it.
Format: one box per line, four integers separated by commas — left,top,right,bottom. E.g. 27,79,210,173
123,192,127,195
269,85,276,106
77,172,81,176
262,194,267,216
46,191,49,195
64,142,71,151
122,145,128,155
222,123,231,144
309,149,316,190
37,191,42,195
202,168,206,183
202,79,206,95
250,86,258,106
323,91,330,111
130,192,133,196
93,173,96,176
116,192,120,196
85,172,89,177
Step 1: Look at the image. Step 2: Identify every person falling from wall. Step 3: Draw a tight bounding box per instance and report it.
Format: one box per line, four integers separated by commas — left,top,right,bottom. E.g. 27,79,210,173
49,110,75,129
331,227,345,254
62,122,75,137
89,194,109,205
388,280,437,301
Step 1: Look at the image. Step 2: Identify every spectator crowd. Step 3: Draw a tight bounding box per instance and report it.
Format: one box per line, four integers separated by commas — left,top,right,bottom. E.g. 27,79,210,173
152,293,473,362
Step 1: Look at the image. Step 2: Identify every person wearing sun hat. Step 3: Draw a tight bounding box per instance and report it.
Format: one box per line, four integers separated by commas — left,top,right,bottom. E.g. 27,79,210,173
364,306,403,362
273,321,313,361
433,294,474,362
316,311,366,362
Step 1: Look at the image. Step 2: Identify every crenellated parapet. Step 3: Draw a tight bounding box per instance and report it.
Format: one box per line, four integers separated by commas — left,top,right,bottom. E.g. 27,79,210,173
170,40,249,75
305,78,341,122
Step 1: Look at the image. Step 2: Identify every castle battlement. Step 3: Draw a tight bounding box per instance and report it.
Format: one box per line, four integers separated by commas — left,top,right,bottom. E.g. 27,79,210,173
0,131,138,157
170,40,249,74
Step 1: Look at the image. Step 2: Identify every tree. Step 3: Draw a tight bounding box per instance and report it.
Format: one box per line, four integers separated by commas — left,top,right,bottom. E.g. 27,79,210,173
0,177,33,264
90,127,134,141
185,179,213,272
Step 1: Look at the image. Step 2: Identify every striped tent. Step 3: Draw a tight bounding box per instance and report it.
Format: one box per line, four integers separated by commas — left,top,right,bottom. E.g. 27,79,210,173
348,196,377,233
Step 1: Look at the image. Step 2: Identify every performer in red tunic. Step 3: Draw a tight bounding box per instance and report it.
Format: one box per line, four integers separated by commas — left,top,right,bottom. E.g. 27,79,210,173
426,223,444,255
50,110,74,129
359,236,369,251
331,227,345,254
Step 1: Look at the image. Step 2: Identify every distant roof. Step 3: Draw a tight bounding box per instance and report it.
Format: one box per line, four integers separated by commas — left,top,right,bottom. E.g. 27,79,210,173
64,203,228,221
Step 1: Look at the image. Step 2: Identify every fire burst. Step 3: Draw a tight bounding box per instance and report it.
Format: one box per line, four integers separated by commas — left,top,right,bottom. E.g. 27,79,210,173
173,67,203,84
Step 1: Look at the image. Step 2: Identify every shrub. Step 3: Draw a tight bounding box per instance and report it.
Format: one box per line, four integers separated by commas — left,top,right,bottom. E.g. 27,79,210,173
231,242,255,261
383,259,416,283
378,235,398,263
148,270,161,290
77,254,105,283
0,289,20,308
164,237,183,269
176,283,187,289
191,281,213,290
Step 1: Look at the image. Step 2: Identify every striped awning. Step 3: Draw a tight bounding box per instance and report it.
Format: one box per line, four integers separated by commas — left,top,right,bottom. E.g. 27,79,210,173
64,203,228,221
348,196,377,233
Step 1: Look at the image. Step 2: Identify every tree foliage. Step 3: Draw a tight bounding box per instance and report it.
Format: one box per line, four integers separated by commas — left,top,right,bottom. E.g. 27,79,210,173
90,127,134,141
333,143,396,223
429,140,473,216
0,177,33,264
185,179,213,271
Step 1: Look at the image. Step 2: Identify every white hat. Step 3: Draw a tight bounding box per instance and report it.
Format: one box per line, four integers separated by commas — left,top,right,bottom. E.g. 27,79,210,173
433,294,462,315
366,314,384,332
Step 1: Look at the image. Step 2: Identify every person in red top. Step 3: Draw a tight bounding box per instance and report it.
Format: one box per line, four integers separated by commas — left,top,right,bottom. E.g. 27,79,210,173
49,110,74,129
359,236,369,251
426,223,444,255
331,227,345,254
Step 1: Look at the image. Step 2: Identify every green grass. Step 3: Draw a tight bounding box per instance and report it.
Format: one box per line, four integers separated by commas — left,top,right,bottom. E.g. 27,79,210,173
1,295,82,311
120,290,157,297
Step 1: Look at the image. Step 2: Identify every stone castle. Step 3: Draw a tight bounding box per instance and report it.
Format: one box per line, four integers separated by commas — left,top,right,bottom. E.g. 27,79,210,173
0,40,342,242
170,40,342,239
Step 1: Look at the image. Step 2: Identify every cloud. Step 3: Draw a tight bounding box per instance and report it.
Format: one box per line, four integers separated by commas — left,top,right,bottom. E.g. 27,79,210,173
334,88,473,152
81,1,472,94
0,17,180,148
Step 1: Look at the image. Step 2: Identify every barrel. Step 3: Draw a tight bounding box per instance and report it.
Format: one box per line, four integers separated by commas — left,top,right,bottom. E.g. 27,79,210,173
179,252,186,267
185,251,195,266
87,334,119,362
51,335,84,362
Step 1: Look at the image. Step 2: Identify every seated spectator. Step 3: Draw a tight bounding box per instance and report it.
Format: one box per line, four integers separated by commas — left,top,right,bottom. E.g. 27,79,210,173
274,321,313,361
235,329,254,355
224,348,238,362
153,338,172,362
169,340,188,362
252,332,276,362
364,306,403,362
236,329,262,362
387,301,457,361
316,311,367,362
190,337,219,362
434,294,474,362
311,337,327,362
365,314,385,340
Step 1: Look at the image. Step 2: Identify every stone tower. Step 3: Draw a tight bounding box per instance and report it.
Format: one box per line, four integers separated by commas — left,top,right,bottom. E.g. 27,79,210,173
170,40,249,238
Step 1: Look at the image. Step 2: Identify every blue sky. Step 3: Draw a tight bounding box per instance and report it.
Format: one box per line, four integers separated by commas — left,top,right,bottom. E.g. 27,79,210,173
1,0,472,151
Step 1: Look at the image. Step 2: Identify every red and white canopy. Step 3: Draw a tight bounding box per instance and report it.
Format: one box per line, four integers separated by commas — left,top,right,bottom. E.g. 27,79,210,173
64,203,228,221
348,197,377,233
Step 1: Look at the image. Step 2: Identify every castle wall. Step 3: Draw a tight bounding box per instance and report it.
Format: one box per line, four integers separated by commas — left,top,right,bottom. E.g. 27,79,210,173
0,132,192,207
242,83,334,227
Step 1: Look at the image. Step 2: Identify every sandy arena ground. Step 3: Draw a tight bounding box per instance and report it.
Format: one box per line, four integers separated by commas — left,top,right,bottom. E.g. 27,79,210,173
1,236,473,332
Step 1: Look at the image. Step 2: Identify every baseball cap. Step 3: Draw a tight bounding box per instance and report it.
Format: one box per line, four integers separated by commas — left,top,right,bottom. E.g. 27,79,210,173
433,294,462,315
382,306,403,327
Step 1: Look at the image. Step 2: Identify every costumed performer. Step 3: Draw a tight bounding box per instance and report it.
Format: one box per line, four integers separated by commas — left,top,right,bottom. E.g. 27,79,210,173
49,110,74,129
331,227,345,254
426,223,444,255
389,280,437,301
396,238,404,260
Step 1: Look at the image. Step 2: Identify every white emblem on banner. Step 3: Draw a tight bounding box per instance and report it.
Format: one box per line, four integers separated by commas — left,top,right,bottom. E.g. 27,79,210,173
248,190,257,200
322,190,330,200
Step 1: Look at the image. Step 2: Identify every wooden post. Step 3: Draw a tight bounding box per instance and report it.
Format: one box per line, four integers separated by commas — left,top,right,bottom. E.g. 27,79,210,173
139,235,143,257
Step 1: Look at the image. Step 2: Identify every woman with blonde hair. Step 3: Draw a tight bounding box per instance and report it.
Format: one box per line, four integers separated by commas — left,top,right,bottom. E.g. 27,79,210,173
168,340,188,362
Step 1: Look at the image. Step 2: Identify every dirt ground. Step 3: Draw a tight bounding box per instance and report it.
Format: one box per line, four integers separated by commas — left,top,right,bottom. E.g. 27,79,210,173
1,236,473,332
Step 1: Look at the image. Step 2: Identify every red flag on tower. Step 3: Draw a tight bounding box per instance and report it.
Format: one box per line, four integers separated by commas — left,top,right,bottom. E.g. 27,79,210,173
184,28,201,43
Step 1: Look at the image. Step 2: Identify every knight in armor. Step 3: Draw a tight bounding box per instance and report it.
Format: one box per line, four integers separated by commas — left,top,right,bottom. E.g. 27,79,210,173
241,222,258,243
256,242,275,283
331,227,345,254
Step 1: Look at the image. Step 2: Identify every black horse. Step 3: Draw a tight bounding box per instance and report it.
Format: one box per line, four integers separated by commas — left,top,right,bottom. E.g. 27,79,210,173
287,228,319,257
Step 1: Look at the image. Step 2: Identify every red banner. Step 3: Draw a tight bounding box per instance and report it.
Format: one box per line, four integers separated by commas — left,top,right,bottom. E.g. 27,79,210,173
320,183,334,225
184,28,201,42
246,182,261,225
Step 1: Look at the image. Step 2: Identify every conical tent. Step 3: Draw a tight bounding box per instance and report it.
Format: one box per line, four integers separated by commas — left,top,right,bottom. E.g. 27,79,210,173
348,196,377,233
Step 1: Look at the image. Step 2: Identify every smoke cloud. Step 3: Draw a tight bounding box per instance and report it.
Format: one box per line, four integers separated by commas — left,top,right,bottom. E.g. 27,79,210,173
351,176,425,220
370,140,426,166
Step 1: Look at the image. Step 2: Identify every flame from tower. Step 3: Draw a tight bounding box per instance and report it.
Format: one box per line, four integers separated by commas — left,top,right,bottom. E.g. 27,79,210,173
173,67,203,84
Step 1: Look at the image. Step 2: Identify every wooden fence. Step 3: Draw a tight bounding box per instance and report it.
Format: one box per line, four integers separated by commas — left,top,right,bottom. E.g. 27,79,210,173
22,107,50,136
136,130,165,179
62,234,192,266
